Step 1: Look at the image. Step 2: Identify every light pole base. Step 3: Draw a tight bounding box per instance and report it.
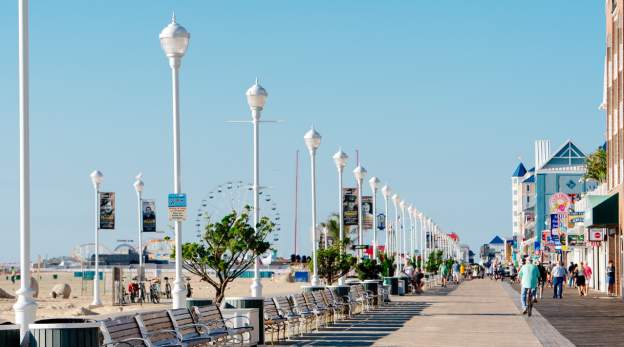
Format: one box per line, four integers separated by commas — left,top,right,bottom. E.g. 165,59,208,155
337,277,345,286
172,281,186,309
14,288,37,343
89,299,102,308
250,278,263,297
311,275,320,286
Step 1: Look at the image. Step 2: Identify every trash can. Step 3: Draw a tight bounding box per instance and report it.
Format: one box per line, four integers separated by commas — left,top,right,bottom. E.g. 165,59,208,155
383,277,399,295
29,319,100,347
0,325,19,346
397,279,405,296
223,297,264,345
52,274,58,280
362,280,380,306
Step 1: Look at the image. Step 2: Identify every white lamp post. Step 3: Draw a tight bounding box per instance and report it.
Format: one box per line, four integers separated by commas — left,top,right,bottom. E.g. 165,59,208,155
304,127,321,286
90,170,103,306
392,194,401,274
369,177,380,260
133,174,144,282
381,185,391,256
408,205,414,260
14,0,37,339
246,78,268,298
332,149,348,285
400,200,407,267
353,165,367,261
160,13,190,309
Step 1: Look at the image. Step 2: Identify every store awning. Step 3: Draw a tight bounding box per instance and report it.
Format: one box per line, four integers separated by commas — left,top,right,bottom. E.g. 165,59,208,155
584,193,618,227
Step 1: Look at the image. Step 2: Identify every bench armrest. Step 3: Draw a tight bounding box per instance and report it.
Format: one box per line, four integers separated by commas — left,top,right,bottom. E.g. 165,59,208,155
223,316,251,327
145,329,183,342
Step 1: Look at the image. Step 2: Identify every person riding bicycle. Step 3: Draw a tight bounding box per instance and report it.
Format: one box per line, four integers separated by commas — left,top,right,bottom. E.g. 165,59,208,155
518,259,540,315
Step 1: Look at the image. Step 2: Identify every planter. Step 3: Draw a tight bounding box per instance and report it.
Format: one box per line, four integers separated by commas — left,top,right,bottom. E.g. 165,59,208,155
383,277,399,295
362,280,380,306
29,321,100,347
0,325,19,347
223,297,264,345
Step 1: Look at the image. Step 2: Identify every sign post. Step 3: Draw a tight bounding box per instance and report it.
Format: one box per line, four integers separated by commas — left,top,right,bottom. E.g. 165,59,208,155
168,193,188,222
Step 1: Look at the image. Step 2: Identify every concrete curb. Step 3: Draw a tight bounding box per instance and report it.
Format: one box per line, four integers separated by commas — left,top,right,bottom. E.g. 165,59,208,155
502,282,575,347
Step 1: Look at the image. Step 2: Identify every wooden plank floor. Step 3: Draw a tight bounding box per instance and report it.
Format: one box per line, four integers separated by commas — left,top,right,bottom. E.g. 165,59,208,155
512,282,624,346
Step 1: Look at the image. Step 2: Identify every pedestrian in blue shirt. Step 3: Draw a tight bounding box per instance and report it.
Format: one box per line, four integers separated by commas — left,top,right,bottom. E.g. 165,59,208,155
551,261,567,299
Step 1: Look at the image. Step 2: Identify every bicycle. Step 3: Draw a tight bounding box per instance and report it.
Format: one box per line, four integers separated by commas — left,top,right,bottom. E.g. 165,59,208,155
526,288,535,317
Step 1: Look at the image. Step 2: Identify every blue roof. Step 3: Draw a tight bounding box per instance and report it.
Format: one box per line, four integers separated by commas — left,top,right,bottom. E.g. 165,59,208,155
512,162,527,177
489,236,505,244
522,175,535,183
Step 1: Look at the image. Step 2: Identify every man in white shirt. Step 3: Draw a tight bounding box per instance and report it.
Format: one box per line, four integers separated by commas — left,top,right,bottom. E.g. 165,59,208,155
551,261,567,299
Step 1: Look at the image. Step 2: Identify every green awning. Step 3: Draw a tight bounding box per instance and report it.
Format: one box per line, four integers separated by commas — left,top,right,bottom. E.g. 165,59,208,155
585,193,618,227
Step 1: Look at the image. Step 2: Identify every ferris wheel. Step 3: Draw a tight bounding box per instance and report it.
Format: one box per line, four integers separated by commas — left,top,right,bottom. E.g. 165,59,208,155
194,180,282,247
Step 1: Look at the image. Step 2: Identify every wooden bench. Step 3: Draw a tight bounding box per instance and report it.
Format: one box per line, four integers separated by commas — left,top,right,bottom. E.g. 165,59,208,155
193,304,253,345
263,298,288,344
136,310,212,347
274,295,311,335
322,289,350,319
290,293,325,330
168,308,228,345
303,292,332,326
100,315,152,347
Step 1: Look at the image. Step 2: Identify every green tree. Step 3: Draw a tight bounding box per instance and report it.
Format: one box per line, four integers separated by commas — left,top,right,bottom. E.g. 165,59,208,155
179,208,273,303
584,147,607,183
379,252,396,277
425,250,444,273
310,240,355,285
355,258,382,281
320,213,354,247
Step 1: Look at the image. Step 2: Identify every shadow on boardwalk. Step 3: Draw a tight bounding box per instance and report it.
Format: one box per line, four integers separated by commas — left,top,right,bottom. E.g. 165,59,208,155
276,286,455,346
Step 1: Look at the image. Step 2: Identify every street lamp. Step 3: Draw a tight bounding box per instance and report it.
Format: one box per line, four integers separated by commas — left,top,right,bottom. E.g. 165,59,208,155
400,200,407,268
369,177,380,260
408,205,414,260
332,149,348,285
304,127,321,286
381,185,391,256
392,194,401,274
90,170,103,306
133,173,145,283
160,13,190,309
353,165,367,261
246,78,268,298
14,0,37,341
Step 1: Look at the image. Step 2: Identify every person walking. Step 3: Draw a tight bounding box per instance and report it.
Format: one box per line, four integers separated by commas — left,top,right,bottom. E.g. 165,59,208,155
519,259,540,314
583,263,593,295
575,262,586,296
567,262,576,288
607,260,616,296
551,261,567,299
537,262,547,299
440,262,449,287
452,262,460,284
10,266,16,285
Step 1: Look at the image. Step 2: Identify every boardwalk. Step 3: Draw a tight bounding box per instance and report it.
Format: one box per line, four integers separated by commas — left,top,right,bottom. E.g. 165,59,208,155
280,279,543,346
512,281,624,346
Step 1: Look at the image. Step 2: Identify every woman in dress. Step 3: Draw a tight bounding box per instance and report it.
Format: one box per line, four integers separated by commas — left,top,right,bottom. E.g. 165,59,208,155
607,260,616,297
575,261,586,296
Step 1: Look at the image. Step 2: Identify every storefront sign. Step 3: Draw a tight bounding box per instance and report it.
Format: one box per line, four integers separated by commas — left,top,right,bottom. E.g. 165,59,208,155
588,229,605,242
550,214,559,229
549,193,572,214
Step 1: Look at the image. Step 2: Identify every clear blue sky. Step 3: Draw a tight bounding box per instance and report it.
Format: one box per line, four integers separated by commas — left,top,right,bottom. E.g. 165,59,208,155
0,1,606,262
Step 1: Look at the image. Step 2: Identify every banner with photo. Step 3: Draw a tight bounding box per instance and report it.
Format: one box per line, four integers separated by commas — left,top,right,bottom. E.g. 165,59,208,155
362,196,374,230
342,188,359,226
99,192,115,230
142,200,156,232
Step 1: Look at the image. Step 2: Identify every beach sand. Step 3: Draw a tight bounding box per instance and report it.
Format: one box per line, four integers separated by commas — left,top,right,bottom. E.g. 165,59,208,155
0,269,306,323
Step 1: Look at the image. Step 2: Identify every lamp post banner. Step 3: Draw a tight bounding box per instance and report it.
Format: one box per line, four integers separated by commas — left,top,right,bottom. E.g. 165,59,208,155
142,200,156,232
99,192,115,230
362,196,374,230
342,188,359,226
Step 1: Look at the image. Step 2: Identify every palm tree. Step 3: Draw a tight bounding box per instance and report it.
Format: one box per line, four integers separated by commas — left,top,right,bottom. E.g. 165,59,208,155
320,213,353,247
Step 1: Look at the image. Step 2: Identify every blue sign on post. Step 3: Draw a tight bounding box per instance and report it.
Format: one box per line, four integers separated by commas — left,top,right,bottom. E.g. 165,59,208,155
168,193,187,207
168,193,188,221
377,213,386,230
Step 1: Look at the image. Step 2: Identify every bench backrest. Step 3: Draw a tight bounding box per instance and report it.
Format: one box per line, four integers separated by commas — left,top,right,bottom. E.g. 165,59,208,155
263,297,282,320
136,310,178,345
303,292,322,310
274,296,296,316
168,308,200,338
312,290,329,307
322,289,337,305
291,293,312,313
193,304,227,330
100,315,147,347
